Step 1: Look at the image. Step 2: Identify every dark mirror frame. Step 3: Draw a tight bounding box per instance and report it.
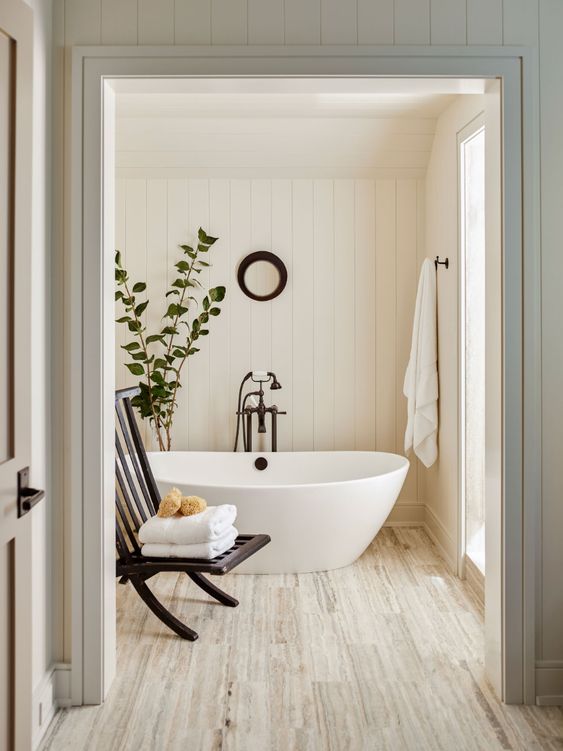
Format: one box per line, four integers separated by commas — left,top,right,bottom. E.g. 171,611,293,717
237,251,288,302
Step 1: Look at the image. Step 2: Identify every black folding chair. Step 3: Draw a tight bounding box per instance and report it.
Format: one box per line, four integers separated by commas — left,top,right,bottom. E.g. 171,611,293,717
115,387,270,640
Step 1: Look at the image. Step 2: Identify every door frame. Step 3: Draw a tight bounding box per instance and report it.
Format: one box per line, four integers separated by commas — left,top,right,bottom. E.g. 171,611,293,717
68,44,540,705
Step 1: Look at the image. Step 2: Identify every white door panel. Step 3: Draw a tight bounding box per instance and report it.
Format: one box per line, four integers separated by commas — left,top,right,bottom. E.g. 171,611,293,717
0,2,36,749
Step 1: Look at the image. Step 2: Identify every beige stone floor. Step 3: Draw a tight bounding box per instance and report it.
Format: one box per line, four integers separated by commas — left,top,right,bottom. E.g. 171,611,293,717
41,528,563,750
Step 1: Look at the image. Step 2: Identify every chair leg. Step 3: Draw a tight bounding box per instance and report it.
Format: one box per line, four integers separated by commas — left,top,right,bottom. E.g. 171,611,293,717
187,572,239,608
130,575,199,641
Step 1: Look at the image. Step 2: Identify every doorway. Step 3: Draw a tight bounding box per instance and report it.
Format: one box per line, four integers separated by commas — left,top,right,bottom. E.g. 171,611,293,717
459,117,487,593
69,48,533,706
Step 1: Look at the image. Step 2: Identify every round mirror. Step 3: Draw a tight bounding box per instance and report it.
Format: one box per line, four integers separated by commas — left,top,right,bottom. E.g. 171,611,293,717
237,251,288,302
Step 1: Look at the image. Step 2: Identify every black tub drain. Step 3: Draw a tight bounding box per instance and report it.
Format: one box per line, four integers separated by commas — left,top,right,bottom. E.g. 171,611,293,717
254,457,268,471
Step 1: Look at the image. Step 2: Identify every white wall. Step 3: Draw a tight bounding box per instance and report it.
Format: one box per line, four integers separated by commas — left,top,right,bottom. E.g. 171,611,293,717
115,175,425,511
423,95,487,566
55,0,563,703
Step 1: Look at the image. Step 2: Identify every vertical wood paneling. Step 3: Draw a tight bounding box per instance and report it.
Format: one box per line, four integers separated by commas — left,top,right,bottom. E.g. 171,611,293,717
313,180,335,450
174,0,212,44
229,181,252,449
101,0,138,45
284,0,321,44
116,176,422,458
138,0,175,44
394,0,430,44
211,0,247,44
115,180,127,390
145,180,168,450
467,0,503,45
124,180,148,444
503,0,539,46
271,180,293,451
430,0,467,45
250,180,273,379
187,180,210,450
166,179,190,450
65,0,101,44
355,180,376,450
375,179,396,453
333,180,356,449
208,180,231,450
248,0,284,44
396,179,418,503
321,0,357,44
357,0,394,44
292,181,315,451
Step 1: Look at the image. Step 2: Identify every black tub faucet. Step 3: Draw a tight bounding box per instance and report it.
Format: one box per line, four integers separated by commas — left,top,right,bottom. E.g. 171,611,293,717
233,371,286,452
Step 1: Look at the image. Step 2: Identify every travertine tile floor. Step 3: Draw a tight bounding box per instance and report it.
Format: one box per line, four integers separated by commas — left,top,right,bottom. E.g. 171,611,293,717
41,528,563,750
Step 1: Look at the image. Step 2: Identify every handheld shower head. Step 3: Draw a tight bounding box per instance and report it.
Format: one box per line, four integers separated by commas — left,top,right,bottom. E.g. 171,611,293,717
269,373,282,390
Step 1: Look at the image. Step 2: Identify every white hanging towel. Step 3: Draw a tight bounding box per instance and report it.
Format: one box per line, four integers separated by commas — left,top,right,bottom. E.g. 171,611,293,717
403,258,439,468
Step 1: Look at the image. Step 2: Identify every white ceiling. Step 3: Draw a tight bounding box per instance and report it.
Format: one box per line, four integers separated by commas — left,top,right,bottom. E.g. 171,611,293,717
115,79,486,176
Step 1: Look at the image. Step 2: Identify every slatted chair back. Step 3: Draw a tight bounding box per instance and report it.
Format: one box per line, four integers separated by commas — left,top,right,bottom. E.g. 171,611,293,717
115,387,161,560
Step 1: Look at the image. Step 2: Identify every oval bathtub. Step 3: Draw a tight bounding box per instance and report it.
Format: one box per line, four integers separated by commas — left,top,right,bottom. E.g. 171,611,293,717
146,451,409,574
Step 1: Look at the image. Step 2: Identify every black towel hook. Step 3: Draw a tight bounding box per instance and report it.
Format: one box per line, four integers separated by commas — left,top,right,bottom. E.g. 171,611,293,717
434,256,449,270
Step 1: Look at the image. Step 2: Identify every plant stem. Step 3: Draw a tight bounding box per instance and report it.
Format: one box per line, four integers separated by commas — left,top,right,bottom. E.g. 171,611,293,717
122,277,165,451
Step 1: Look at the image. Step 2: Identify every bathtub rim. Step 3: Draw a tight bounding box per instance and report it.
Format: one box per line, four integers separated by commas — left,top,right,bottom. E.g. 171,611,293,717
146,449,410,492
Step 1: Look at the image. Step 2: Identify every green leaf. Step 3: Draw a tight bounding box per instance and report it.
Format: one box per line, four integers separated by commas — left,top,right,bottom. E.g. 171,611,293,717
202,296,210,311
153,358,167,370
115,269,127,283
121,342,140,352
175,260,190,272
127,320,143,333
180,244,194,255
116,316,132,323
198,260,211,267
188,347,200,355
176,305,189,316
115,290,123,301
198,228,218,245
132,282,147,293
200,312,209,324
197,244,209,254
161,326,178,336
209,286,226,302
146,334,165,345
135,300,148,316
166,289,180,297
166,303,179,318
172,348,186,358
192,319,200,332
199,329,209,336
125,363,144,376
130,351,147,361
209,307,221,316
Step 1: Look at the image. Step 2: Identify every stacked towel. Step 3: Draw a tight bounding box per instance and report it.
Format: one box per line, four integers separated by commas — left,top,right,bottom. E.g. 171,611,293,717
139,504,237,559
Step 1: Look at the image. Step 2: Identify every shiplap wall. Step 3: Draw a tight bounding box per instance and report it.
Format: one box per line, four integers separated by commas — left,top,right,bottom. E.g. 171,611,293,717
115,176,424,506
57,0,563,688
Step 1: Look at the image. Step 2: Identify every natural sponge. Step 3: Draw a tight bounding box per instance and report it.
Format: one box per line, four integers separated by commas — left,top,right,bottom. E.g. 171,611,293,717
157,487,182,518
180,495,207,516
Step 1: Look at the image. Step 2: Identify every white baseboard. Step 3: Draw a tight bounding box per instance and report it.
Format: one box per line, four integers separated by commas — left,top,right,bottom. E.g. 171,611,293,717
33,663,71,749
384,502,425,526
464,555,485,605
536,662,563,705
423,505,457,573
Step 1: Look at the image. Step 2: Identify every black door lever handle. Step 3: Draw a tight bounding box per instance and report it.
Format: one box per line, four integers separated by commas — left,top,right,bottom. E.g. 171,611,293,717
17,467,45,518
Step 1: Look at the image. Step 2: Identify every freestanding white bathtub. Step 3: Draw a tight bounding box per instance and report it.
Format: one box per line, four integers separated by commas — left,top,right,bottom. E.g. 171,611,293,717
146,451,409,574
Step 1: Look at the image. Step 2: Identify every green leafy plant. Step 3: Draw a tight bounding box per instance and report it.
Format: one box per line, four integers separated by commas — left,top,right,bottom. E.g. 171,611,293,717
115,228,226,451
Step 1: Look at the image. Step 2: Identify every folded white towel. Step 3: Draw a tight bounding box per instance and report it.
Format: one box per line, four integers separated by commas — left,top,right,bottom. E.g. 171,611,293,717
141,527,238,559
138,504,237,546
